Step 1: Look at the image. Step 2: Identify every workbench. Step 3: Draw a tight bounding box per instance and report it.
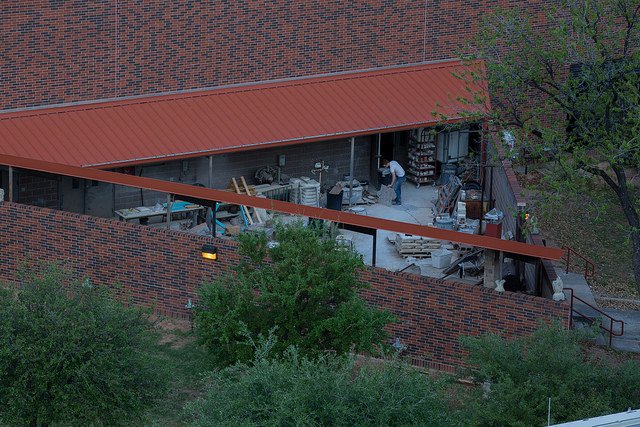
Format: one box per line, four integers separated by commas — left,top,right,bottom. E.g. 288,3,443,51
114,201,203,225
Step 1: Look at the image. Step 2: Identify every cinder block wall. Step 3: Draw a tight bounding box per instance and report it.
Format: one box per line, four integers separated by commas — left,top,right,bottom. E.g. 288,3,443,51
15,173,59,209
0,202,569,368
2,1,555,110
110,136,373,212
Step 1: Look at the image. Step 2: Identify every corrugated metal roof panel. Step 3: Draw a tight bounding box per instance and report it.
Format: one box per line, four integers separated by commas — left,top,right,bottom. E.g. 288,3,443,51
0,60,489,168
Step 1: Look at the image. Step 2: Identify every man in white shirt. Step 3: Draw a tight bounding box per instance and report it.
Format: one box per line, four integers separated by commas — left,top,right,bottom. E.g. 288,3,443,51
382,158,406,205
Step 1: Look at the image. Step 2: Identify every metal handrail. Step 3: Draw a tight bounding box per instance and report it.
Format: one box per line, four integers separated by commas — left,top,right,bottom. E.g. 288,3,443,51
562,245,596,279
565,287,624,347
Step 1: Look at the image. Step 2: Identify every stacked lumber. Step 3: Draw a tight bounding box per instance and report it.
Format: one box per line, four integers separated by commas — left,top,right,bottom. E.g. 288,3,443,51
394,234,441,258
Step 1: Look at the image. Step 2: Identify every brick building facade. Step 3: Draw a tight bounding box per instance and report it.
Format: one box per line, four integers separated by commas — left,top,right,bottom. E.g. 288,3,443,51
2,1,552,111
0,201,569,369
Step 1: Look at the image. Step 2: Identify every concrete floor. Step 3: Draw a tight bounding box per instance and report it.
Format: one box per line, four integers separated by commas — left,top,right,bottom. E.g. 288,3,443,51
338,183,477,281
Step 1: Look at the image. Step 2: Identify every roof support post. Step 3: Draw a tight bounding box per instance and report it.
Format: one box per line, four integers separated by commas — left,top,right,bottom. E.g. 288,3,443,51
483,249,502,289
376,133,382,169
8,166,13,202
372,230,377,267
208,155,213,189
166,193,173,229
349,137,355,208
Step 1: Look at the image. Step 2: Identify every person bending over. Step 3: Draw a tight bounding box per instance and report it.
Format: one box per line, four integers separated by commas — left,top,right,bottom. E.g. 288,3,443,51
382,158,406,205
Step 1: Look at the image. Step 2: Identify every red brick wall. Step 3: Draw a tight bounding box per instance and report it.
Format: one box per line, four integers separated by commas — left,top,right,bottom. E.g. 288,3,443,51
359,268,568,369
2,1,554,111
0,202,569,368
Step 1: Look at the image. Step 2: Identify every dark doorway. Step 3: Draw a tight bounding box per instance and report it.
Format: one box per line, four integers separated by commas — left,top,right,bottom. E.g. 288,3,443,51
380,132,395,162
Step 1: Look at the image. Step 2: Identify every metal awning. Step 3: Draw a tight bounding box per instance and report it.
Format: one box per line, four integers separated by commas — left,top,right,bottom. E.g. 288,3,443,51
0,59,488,168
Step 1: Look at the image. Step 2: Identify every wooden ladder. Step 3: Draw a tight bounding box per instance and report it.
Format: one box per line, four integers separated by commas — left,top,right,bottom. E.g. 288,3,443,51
231,177,263,224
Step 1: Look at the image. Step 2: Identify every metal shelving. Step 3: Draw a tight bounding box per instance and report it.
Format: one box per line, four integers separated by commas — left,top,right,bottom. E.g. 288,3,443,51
407,128,436,188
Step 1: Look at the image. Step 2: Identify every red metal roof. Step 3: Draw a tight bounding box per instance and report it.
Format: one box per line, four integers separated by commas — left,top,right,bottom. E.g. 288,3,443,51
0,153,562,261
0,60,488,168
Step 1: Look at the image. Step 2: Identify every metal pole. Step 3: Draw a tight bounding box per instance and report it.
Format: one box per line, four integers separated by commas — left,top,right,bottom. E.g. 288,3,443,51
208,156,213,188
212,202,217,238
166,193,172,229
349,137,355,209
488,165,494,210
376,133,381,169
372,230,377,267
479,165,485,234
547,398,551,426
8,166,13,202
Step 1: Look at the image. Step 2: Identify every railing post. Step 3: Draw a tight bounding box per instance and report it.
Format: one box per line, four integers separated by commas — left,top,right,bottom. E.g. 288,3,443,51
585,262,588,279
568,289,573,329
609,318,614,347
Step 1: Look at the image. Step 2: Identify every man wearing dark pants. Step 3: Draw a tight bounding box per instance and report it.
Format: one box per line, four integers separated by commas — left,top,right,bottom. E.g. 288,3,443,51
382,158,406,205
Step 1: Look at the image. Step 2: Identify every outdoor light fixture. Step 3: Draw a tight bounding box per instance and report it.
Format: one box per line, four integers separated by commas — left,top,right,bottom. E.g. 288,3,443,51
201,243,218,260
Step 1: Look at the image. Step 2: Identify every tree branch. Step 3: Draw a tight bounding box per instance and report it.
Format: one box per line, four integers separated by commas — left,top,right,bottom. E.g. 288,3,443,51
583,165,621,194
621,2,640,56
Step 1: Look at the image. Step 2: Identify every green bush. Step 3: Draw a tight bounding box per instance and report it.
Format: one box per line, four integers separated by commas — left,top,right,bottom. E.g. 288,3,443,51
184,346,457,426
0,264,168,426
462,322,640,426
194,222,393,366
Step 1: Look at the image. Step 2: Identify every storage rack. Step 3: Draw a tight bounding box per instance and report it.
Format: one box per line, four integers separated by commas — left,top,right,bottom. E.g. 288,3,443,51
407,128,436,188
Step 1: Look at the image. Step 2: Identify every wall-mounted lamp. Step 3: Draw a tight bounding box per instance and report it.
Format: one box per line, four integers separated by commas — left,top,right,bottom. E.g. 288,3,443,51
201,243,218,260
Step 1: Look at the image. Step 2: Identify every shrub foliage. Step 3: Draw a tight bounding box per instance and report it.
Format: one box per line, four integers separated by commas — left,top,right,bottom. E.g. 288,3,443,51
194,222,393,365
462,322,640,426
0,264,168,426
184,347,456,426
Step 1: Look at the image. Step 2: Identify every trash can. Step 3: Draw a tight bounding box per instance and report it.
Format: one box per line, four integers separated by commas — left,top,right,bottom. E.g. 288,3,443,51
327,190,344,211
483,208,504,237
377,168,392,189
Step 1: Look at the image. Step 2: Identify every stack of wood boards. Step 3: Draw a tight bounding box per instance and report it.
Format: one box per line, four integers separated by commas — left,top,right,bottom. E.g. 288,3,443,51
394,234,441,258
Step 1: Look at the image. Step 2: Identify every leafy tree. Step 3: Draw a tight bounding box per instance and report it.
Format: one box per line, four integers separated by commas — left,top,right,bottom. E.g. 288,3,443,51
461,323,640,426
463,0,640,292
0,263,169,426
184,344,457,426
194,222,393,366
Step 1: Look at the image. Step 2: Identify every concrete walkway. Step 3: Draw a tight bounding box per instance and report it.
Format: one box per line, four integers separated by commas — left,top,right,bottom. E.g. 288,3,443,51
560,271,639,352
